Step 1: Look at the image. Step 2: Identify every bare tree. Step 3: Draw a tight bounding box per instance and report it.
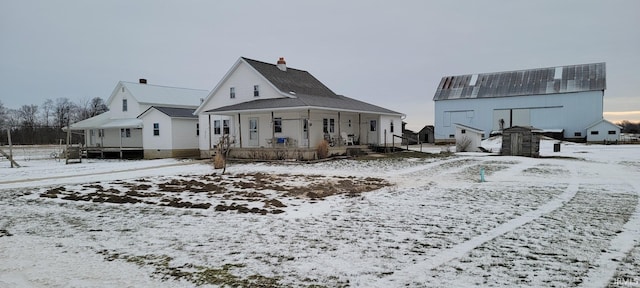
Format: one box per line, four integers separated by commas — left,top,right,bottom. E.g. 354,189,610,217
0,100,6,128
40,99,54,127
54,98,74,129
18,105,39,129
89,97,108,117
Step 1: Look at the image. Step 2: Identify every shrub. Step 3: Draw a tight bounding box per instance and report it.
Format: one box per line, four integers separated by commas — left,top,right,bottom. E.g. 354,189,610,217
213,153,225,169
317,140,329,159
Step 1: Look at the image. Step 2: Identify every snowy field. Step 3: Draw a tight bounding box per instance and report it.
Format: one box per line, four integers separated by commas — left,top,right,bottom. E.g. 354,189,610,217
1,140,639,287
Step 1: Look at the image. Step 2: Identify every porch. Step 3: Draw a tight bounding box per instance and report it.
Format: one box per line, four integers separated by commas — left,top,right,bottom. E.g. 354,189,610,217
222,144,371,161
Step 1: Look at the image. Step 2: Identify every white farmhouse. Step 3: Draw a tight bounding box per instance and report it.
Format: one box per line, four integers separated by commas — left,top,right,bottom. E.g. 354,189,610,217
433,63,607,143
70,79,209,158
195,57,404,159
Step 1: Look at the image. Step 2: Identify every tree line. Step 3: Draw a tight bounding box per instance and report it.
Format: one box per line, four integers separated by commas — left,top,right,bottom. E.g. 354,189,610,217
0,97,108,145
617,120,640,134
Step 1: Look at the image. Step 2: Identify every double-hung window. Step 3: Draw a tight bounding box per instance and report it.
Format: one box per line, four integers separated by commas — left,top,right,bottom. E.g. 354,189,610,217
223,120,230,134
230,87,235,99
153,123,160,136
214,120,221,135
254,85,260,97
122,99,128,112
274,117,282,133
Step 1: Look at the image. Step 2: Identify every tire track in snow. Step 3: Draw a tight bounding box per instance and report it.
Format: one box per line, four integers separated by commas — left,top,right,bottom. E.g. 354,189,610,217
376,170,580,286
580,172,640,288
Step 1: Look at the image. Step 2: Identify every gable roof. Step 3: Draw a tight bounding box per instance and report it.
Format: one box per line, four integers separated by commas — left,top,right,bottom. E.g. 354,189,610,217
433,62,606,101
241,57,337,98
69,111,143,130
139,106,197,119
454,123,484,133
205,92,401,115
586,118,622,130
108,81,209,108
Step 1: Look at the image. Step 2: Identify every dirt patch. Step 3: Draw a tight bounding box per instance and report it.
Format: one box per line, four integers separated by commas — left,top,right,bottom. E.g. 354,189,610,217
38,172,390,215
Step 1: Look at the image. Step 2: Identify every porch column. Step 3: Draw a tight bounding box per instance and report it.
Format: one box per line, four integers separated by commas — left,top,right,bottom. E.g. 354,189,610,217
338,112,341,146
208,114,212,152
358,113,362,145
307,109,311,149
271,111,275,148
237,113,242,148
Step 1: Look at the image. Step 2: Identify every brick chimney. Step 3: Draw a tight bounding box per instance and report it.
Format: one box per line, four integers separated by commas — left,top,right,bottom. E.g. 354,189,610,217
139,78,147,84
276,57,286,71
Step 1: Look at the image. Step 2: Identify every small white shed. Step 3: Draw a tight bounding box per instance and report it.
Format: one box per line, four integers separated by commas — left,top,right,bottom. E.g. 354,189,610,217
454,123,484,152
586,119,621,143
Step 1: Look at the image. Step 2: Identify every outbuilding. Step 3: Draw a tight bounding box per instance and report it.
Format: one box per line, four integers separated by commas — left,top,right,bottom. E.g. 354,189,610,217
501,126,541,157
454,123,483,152
586,118,621,143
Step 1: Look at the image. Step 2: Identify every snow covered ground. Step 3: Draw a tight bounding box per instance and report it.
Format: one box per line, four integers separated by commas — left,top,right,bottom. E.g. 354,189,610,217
0,140,639,287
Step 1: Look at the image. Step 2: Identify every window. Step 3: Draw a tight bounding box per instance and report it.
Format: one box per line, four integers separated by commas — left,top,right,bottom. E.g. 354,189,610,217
348,119,351,127
323,118,335,133
390,121,394,133
230,87,235,99
574,132,582,137
274,117,282,133
254,85,260,97
590,131,599,135
449,134,455,138
214,120,221,135
121,128,131,138
196,123,200,136
223,120,230,134
122,99,128,112
608,130,616,135
153,123,160,136
98,129,104,137
461,129,466,134
370,120,377,132
90,130,95,137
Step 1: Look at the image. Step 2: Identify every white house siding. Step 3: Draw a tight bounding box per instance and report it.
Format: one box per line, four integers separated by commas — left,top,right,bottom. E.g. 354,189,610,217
379,115,403,146
455,125,483,152
434,90,603,142
108,86,142,119
171,118,199,150
586,120,621,143
142,110,173,151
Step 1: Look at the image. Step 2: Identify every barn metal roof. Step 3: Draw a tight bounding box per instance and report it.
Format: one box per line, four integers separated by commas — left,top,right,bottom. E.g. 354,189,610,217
433,62,606,101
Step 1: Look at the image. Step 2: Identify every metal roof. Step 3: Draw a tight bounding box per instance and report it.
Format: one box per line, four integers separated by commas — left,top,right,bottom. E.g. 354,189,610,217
69,111,143,130
119,82,209,107
433,62,606,101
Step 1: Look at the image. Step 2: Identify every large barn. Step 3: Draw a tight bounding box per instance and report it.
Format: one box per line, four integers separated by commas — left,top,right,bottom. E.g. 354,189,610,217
432,63,607,143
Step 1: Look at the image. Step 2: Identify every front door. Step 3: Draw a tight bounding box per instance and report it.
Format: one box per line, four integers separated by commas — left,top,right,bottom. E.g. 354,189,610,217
368,119,378,145
249,118,259,146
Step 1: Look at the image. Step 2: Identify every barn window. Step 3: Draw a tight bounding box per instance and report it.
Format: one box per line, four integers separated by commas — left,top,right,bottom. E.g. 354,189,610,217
574,132,582,137
608,130,616,134
461,129,466,134
214,120,221,135
590,131,599,135
449,134,454,138
153,123,160,136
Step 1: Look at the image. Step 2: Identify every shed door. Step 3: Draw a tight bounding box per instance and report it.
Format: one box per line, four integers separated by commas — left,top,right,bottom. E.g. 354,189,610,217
510,133,522,156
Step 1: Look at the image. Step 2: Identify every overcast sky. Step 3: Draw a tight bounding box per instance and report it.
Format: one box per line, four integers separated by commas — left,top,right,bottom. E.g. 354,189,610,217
1,0,639,130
